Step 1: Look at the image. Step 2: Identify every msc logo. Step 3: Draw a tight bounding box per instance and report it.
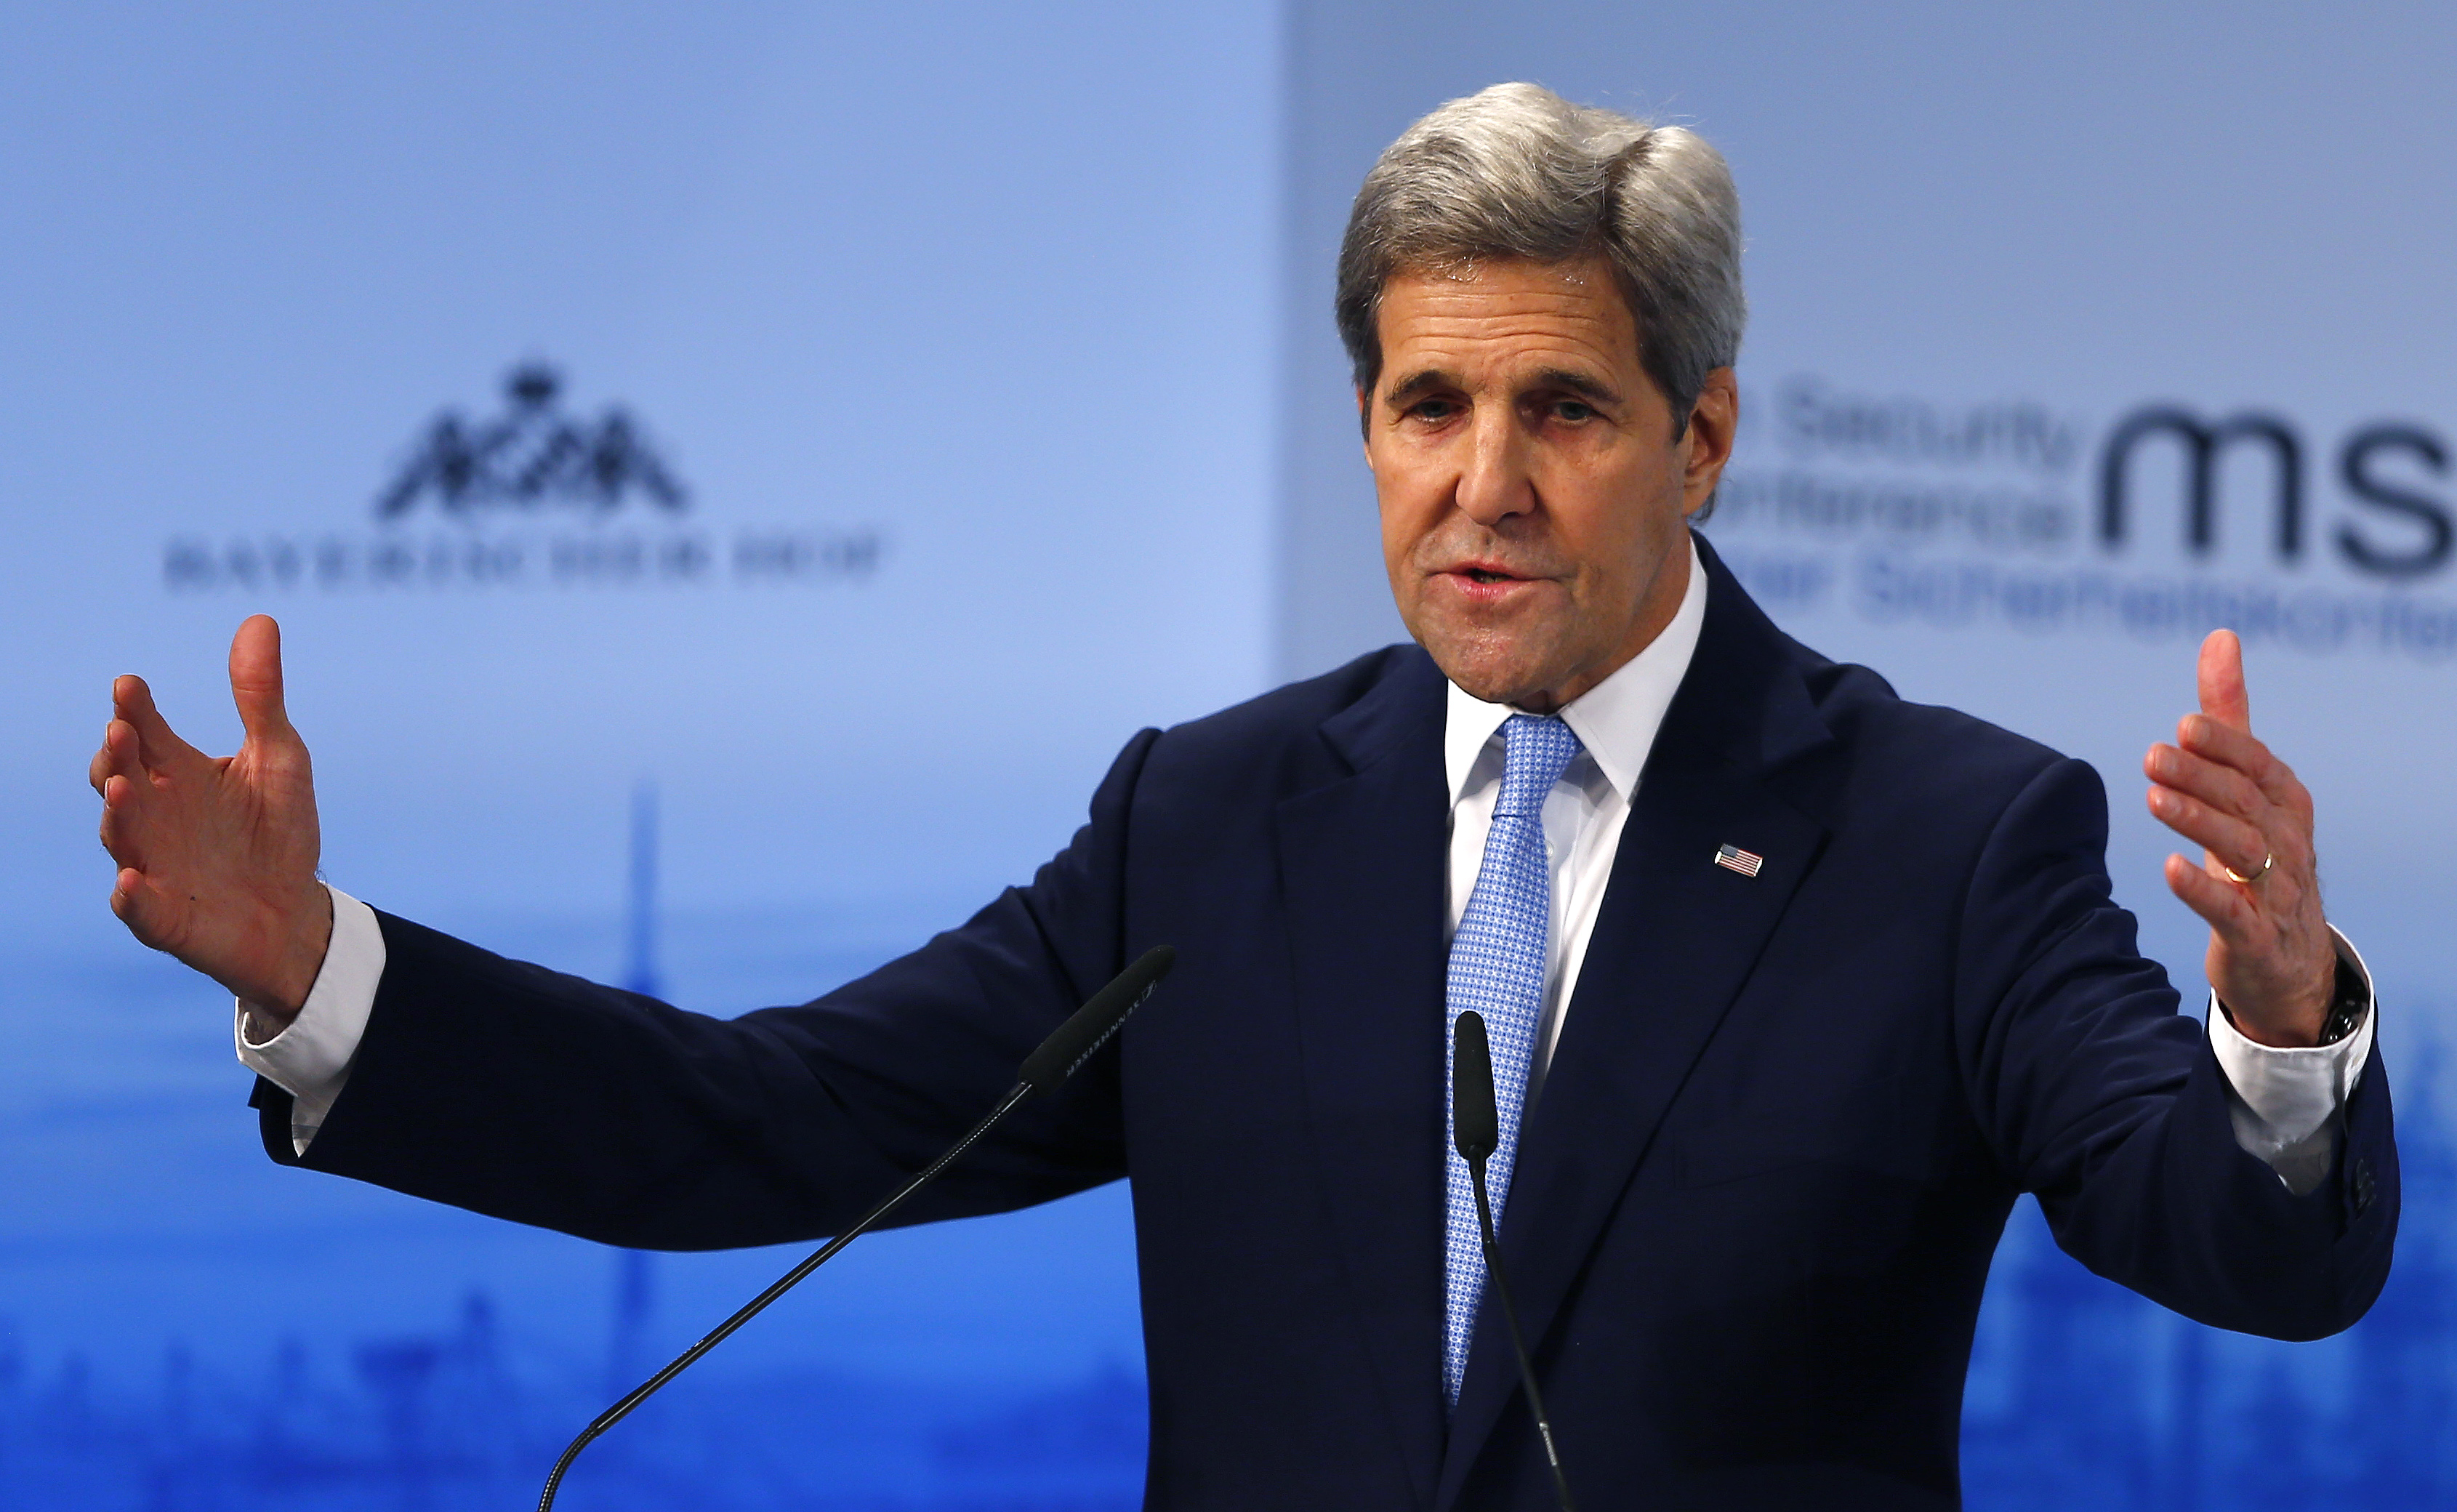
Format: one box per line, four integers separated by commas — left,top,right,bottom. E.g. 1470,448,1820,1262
2099,407,2452,579
379,363,685,519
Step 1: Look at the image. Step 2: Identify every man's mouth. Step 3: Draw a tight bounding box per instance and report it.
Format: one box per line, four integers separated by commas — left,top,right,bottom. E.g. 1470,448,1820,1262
1441,560,1536,587
1433,562,1545,606
1434,565,1533,595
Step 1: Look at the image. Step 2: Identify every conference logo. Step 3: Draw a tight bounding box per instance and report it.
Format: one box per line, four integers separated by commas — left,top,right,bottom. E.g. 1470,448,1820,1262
1708,377,2457,660
163,363,882,593
375,363,688,520
2095,409,2449,579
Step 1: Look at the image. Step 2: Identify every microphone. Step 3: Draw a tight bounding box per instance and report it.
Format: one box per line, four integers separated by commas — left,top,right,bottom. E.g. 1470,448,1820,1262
1452,1010,1577,1512
537,944,1177,1511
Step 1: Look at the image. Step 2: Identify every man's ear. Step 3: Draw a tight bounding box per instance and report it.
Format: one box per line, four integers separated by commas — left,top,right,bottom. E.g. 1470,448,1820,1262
1356,386,1372,449
1680,369,1739,517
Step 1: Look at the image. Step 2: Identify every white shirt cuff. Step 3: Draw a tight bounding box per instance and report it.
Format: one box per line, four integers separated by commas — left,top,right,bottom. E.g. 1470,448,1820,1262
234,884,385,1155
2210,925,2374,1196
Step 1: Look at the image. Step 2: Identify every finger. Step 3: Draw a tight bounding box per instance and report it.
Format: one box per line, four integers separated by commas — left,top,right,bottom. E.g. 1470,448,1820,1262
112,675,204,773
2197,629,2251,732
229,614,295,746
99,772,153,871
109,866,174,949
2176,713,2267,772
2165,852,2257,938
2144,741,2266,824
2176,715,2307,813
100,720,150,792
2146,784,2271,878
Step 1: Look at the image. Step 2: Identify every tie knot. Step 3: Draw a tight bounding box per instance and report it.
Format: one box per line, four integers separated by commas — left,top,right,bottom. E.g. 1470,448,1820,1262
1496,715,1583,817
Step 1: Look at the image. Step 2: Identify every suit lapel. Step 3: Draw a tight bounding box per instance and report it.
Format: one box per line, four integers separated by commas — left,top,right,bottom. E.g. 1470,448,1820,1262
1275,648,1452,1508
1436,547,1838,1506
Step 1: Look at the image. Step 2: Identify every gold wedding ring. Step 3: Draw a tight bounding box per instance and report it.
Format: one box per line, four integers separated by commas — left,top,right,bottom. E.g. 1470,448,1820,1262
2224,853,2275,885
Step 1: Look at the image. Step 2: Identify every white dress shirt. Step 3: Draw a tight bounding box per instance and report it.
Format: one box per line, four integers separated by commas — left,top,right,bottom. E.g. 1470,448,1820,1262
246,538,2373,1191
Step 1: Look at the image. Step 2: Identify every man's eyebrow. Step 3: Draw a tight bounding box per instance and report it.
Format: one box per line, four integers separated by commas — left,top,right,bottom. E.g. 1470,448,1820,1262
1380,366,1625,408
1381,369,1455,406
1530,368,1622,406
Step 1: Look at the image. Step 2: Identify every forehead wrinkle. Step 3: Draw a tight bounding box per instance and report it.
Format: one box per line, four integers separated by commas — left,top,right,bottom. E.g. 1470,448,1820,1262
1380,309,1633,380
1389,298,1622,342
1387,257,1623,313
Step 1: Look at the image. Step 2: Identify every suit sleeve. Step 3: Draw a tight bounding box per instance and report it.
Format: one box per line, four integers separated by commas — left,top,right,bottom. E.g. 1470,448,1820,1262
1955,757,2396,1340
251,726,1165,1251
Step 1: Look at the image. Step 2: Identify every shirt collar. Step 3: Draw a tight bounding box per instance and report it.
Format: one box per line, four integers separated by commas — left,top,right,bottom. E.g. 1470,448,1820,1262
1441,534,1710,805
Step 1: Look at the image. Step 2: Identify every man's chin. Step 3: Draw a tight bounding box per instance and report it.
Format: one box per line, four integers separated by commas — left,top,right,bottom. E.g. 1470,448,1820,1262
1418,637,1570,711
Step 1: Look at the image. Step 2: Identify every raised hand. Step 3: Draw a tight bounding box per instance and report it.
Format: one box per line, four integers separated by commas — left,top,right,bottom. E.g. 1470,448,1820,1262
91,615,331,1028
2144,629,2335,1047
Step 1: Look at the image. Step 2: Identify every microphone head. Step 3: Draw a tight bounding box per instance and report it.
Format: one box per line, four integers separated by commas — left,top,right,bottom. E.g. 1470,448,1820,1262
1016,945,1175,1096
1452,1010,1498,1162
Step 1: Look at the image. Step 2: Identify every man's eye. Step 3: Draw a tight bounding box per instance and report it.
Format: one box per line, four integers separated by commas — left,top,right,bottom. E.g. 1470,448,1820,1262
1407,399,1459,422
1552,401,1596,422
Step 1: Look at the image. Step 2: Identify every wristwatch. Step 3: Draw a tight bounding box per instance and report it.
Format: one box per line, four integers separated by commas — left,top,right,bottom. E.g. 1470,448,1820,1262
2317,952,2368,1046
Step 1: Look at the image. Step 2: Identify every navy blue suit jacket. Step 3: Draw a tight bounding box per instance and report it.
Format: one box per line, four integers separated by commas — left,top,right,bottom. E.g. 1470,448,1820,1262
257,539,2396,1509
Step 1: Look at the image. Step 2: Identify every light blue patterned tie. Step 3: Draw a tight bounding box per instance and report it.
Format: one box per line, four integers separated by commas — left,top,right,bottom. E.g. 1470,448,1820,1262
1444,712,1583,1407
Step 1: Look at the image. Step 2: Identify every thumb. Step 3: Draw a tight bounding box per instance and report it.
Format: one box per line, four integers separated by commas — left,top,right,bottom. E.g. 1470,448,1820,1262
2196,628,2251,733
229,614,295,744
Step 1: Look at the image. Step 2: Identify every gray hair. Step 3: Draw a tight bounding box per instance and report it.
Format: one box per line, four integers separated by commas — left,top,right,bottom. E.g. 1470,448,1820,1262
1335,83,1745,435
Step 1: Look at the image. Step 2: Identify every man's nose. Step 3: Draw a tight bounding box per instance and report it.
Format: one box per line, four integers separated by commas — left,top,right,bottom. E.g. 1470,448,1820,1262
1452,409,1535,528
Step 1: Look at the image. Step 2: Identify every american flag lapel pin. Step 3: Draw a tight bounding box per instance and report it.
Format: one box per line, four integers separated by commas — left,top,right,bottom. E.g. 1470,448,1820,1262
1714,843,1764,878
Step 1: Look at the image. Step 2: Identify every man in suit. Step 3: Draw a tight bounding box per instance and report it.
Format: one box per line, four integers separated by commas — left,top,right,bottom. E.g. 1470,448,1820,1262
93,84,2391,1508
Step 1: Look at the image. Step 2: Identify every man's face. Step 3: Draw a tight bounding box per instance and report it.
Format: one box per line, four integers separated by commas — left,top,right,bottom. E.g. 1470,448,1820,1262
1364,256,1736,712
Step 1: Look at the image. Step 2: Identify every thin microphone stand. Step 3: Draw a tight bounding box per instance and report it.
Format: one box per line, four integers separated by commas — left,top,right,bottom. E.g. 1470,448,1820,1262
535,941,1174,1511
1454,1009,1577,1512
536,1084,1032,1511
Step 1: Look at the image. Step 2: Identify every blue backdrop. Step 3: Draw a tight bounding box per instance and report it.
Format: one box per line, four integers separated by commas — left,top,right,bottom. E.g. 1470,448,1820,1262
3,2,2452,1507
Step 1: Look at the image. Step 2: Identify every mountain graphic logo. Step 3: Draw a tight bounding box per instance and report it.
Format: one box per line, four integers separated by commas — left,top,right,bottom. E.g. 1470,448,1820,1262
378,364,687,518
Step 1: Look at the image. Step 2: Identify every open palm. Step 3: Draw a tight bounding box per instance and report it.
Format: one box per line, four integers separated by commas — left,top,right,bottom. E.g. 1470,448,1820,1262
92,615,331,1021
